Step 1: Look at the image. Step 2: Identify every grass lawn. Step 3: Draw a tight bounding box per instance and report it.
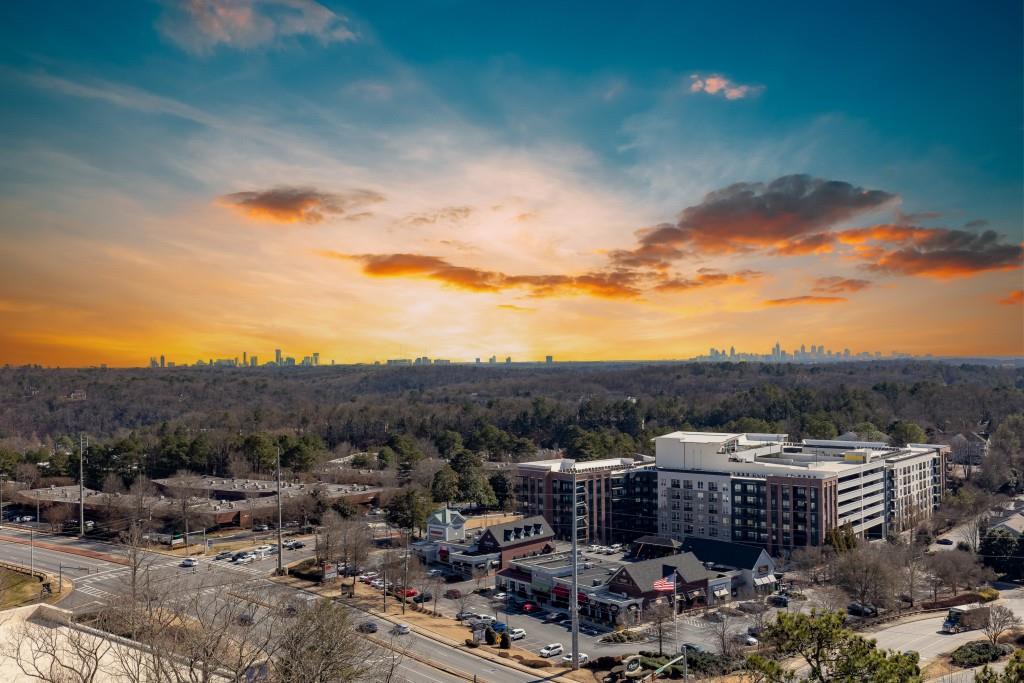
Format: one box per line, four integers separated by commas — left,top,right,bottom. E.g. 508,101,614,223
0,568,45,609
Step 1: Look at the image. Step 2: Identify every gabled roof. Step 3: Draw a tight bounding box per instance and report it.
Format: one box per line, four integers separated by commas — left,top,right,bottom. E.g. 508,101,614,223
612,552,708,590
993,513,1024,535
679,537,768,570
630,535,683,550
480,515,554,548
427,507,466,527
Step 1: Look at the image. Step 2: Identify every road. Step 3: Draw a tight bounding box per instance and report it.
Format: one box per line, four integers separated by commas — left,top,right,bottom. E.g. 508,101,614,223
0,530,547,683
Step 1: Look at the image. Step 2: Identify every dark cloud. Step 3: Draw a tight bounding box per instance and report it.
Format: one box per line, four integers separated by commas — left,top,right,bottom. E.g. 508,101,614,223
854,227,1023,278
811,276,872,294
611,174,895,267
774,232,838,255
964,219,990,229
763,295,847,306
219,187,383,224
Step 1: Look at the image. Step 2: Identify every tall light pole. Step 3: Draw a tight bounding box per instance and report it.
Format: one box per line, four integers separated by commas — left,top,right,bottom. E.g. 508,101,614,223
78,435,87,539
0,473,6,529
276,447,284,576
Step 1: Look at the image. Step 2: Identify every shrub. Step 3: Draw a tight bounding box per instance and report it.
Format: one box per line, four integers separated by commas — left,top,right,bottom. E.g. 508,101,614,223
951,641,1005,667
977,587,1000,602
956,541,971,552
922,593,982,610
464,639,478,648
484,627,497,645
499,632,511,649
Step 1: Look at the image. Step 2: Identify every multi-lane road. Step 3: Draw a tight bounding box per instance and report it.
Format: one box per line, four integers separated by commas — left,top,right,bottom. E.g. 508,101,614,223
0,528,546,683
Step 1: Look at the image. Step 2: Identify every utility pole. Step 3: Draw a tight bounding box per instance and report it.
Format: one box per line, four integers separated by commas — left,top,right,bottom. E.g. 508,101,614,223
401,532,410,615
79,435,87,538
0,473,5,529
276,447,284,576
30,526,34,575
570,473,586,670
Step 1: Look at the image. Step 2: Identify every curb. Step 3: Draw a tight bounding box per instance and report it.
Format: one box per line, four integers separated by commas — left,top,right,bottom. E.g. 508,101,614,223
0,533,128,565
363,633,479,682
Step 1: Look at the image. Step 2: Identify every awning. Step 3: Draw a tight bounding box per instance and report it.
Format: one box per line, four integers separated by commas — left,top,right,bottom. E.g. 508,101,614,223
753,576,777,586
713,588,729,598
686,589,703,599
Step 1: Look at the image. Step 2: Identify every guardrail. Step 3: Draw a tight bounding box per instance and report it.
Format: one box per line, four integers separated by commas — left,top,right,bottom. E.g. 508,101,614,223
0,558,49,582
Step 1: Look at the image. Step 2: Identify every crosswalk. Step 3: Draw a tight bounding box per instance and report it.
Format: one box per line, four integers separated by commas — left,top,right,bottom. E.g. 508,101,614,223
72,557,270,602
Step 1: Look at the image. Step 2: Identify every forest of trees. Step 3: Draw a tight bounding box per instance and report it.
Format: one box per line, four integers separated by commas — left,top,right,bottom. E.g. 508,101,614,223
0,361,1021,500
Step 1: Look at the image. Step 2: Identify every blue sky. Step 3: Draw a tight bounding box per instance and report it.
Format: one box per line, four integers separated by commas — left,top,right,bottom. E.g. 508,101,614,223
0,1,1021,365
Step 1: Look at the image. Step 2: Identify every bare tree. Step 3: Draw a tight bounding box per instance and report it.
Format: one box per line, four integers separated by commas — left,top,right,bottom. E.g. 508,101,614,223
273,598,375,681
1,612,113,683
959,514,988,554
126,475,155,529
100,472,126,527
829,544,899,609
983,605,1022,645
897,541,927,607
789,546,828,584
711,610,739,657
44,503,70,532
645,603,674,656
926,550,994,597
316,509,345,567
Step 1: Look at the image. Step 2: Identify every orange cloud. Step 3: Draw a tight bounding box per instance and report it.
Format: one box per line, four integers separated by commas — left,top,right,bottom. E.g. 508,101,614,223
654,268,762,292
811,276,871,294
774,232,837,255
218,187,383,224
402,206,473,225
998,289,1023,306
319,251,644,299
764,295,847,306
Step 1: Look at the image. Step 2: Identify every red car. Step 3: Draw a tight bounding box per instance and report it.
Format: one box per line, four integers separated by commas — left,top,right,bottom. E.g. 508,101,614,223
397,588,418,598
521,602,537,613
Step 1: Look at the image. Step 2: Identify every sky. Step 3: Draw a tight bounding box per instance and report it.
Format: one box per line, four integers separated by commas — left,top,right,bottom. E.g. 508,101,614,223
0,0,1021,367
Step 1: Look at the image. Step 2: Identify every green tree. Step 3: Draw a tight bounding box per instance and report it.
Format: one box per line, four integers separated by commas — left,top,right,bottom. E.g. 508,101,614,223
489,472,516,511
851,421,889,442
431,465,460,504
973,647,1024,683
385,487,431,534
376,446,397,470
459,469,497,508
803,413,838,440
386,433,424,473
746,610,921,683
435,430,464,459
499,631,511,649
889,421,926,447
978,528,1022,578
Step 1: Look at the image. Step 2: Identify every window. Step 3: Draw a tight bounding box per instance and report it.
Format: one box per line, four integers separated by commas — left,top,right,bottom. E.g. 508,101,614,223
698,527,705,535
697,481,704,490
671,479,680,489
709,527,718,537
684,524,693,534
684,480,693,490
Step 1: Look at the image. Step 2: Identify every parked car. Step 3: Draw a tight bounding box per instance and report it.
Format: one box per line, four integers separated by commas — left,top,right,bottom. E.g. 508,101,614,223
455,611,477,621
846,602,878,617
936,538,955,546
254,545,271,553
491,622,508,633
768,595,789,607
733,633,758,646
427,569,443,577
397,588,418,598
562,653,589,665
357,622,378,633
180,558,198,568
492,592,507,601
539,643,563,658
290,541,305,549
20,516,34,523
520,602,538,613
412,592,433,603
391,624,410,635
509,628,526,640
444,589,462,599
680,643,707,654
235,554,255,565
747,626,763,637
253,524,269,532
213,551,233,561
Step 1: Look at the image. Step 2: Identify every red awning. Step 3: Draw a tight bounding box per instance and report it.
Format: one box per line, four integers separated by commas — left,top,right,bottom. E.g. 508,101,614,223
553,585,570,597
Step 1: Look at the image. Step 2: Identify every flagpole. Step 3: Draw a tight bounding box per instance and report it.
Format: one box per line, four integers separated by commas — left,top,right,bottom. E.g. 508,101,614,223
672,572,678,654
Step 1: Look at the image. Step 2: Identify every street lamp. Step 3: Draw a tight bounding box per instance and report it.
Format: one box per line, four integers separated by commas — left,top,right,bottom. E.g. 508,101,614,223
0,472,7,529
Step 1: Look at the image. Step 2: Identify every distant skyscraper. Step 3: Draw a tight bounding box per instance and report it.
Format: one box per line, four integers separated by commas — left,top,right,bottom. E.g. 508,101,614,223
149,357,158,368
312,352,319,366
160,354,165,368
250,356,258,367
729,346,735,358
243,351,247,367
505,356,511,364
545,355,553,364
275,348,282,365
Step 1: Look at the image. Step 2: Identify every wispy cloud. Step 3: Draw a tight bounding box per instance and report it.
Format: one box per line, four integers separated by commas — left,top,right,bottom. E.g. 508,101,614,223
811,276,871,294
402,206,473,225
653,268,762,292
156,0,356,56
218,187,383,224
688,73,763,100
764,295,847,306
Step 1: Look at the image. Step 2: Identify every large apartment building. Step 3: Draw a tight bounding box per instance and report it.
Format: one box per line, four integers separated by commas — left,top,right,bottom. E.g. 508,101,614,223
655,432,947,554
515,456,658,545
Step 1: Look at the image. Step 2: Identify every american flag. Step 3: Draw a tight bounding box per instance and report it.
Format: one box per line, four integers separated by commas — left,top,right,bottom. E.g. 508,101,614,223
652,571,676,592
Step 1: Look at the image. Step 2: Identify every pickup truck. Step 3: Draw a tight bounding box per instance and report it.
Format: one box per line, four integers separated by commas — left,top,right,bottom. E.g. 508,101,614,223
942,604,989,634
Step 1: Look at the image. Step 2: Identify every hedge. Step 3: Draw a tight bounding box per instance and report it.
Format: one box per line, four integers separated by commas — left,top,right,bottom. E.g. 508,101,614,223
950,641,1009,668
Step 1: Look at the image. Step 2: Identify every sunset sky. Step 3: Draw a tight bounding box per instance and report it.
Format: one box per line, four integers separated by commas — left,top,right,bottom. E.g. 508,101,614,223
0,1,1021,366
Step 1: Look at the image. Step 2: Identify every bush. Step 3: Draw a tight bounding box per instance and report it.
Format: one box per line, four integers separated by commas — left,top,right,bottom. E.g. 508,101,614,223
499,632,511,649
484,627,497,646
922,593,982,610
464,639,478,648
951,641,1006,668
587,655,622,671
956,541,971,552
977,587,1000,602
289,559,323,582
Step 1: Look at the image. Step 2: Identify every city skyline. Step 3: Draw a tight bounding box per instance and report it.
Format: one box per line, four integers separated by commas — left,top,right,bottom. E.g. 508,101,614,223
0,1,1021,367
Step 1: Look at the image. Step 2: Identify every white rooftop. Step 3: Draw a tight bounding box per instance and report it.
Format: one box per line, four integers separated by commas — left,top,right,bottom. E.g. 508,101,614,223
517,457,641,473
